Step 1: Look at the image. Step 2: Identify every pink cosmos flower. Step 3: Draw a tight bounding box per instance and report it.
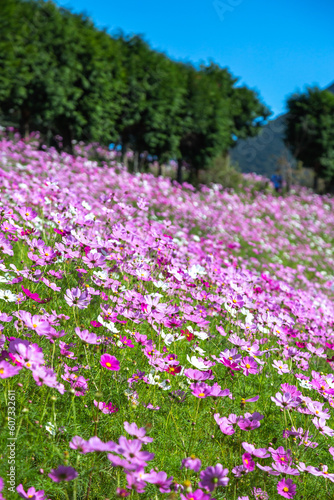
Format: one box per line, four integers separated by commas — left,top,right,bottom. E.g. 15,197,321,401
271,463,300,476
71,375,89,396
272,360,290,374
119,335,134,348
19,206,37,221
86,436,117,453
210,383,230,398
64,288,91,309
277,478,296,498
190,382,212,398
69,436,90,454
252,487,268,499
75,327,100,344
116,488,130,497
0,360,22,378
180,490,212,500
312,417,334,437
219,357,241,371
242,442,269,458
82,251,105,269
100,354,120,371
144,470,173,493
238,418,260,431
123,422,153,443
184,368,214,381
271,392,300,409
94,400,119,414
16,484,46,499
181,456,202,472
232,464,248,477
109,436,154,468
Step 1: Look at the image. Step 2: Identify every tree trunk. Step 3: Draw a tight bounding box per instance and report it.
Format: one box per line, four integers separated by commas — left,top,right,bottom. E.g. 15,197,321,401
326,177,334,194
313,173,318,192
177,158,183,184
19,107,30,138
133,151,139,173
158,163,162,177
122,142,129,169
62,125,73,154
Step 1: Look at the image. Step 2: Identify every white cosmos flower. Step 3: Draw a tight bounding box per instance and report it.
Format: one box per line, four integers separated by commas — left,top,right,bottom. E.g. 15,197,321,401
186,355,210,371
187,325,209,341
45,422,56,436
188,264,207,279
0,290,17,302
298,380,312,390
0,274,14,283
153,280,169,291
93,270,108,280
190,345,206,356
158,380,171,391
97,315,118,333
161,329,183,346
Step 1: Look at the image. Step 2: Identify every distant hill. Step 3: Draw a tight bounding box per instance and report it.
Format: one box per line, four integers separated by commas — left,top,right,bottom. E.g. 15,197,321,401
230,82,334,177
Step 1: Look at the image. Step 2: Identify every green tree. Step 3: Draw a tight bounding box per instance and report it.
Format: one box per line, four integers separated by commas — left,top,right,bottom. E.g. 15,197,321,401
0,0,125,148
176,63,269,184
284,87,334,191
115,35,186,171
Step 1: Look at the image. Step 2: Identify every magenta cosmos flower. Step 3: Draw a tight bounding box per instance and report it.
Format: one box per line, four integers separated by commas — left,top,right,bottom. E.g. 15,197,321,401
48,465,78,482
239,356,259,376
277,478,296,498
100,354,120,371
94,400,119,414
242,452,255,471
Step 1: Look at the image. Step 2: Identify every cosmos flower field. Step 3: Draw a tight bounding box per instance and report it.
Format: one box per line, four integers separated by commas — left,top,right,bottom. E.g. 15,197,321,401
1,132,334,500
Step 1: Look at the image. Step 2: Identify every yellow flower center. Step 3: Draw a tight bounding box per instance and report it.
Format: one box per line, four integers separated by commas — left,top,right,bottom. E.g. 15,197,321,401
106,362,112,367
198,393,205,397
246,364,251,369
33,324,37,328
283,487,289,492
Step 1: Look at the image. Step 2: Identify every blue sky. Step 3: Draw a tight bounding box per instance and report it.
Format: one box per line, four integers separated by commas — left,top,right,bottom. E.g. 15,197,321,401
54,0,334,118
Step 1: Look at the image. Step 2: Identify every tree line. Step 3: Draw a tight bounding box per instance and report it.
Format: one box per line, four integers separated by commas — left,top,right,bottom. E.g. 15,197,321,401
0,0,270,182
